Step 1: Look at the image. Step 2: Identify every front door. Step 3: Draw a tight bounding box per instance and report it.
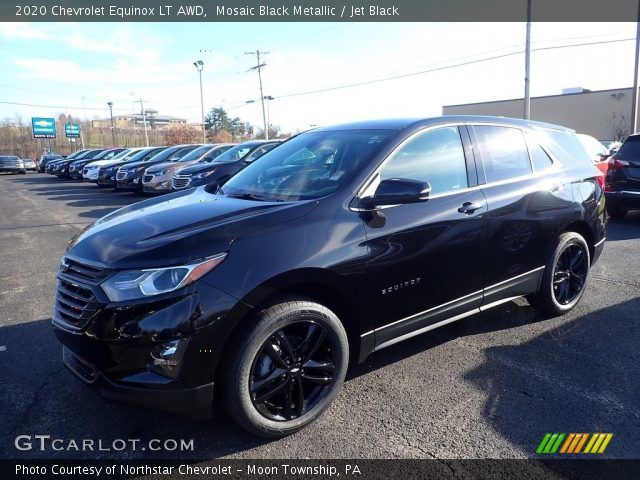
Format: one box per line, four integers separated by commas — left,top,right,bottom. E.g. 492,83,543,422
359,125,488,349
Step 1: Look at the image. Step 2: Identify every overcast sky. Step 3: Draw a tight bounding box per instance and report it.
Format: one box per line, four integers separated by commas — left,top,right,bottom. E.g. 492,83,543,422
0,22,636,133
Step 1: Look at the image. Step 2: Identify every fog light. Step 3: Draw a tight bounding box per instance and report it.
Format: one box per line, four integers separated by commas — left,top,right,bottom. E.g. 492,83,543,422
148,338,189,379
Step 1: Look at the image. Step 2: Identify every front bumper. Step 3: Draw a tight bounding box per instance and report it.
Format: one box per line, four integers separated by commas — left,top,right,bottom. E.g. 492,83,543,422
69,169,84,180
605,190,640,210
83,169,100,181
0,167,24,173
98,172,117,186
52,269,245,419
117,175,143,190
62,347,214,419
143,173,172,193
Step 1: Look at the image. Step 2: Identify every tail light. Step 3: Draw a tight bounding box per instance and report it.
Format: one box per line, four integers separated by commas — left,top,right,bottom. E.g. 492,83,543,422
595,174,605,190
609,157,629,169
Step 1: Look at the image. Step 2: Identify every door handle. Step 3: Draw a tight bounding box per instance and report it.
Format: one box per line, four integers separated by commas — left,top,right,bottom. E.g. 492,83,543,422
458,201,484,215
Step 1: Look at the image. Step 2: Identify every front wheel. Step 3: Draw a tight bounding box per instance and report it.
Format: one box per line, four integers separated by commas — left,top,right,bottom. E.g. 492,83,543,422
222,299,349,437
528,232,590,316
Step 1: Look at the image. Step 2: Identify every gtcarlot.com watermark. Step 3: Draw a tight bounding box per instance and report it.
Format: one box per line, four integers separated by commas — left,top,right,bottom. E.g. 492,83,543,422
15,435,195,452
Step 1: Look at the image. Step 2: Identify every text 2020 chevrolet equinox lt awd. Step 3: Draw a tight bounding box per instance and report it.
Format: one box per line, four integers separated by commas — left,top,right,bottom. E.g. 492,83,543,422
53,116,606,437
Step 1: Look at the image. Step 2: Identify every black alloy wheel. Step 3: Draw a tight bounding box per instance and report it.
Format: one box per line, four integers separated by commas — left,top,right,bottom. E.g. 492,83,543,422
552,243,588,305
222,298,348,437
528,232,590,316
250,321,336,421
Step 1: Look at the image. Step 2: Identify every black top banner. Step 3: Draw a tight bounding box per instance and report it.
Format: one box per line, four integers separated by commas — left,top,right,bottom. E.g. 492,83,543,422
1,0,638,22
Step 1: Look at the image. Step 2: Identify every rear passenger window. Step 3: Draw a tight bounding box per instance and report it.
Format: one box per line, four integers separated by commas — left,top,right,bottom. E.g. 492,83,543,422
473,126,532,183
526,135,554,172
379,126,468,195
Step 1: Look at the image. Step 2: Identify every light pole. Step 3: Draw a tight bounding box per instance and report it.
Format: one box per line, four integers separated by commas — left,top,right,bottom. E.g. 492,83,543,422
107,101,115,146
264,95,274,137
193,60,206,142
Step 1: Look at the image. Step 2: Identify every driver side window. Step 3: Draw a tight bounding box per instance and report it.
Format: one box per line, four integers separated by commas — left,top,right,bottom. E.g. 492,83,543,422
379,126,468,195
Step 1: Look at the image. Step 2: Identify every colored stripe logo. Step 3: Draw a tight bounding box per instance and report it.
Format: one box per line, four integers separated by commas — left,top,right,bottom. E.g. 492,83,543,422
537,433,613,454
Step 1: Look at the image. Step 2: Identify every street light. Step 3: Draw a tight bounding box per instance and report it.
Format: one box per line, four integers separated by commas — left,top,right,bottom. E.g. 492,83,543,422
193,60,206,143
107,101,115,146
263,96,274,137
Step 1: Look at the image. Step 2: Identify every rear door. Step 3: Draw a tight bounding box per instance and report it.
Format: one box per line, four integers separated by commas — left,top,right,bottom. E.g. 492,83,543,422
469,124,574,307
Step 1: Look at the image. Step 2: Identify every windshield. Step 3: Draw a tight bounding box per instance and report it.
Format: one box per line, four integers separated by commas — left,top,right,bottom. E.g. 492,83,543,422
212,144,258,164
222,130,393,201
203,145,233,162
166,145,199,162
615,136,640,161
109,149,132,160
175,145,212,162
242,143,280,164
92,149,119,160
144,146,183,163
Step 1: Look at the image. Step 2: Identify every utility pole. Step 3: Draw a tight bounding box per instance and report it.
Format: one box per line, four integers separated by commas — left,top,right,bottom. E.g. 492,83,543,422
523,0,532,120
139,98,149,147
631,4,640,134
246,50,269,140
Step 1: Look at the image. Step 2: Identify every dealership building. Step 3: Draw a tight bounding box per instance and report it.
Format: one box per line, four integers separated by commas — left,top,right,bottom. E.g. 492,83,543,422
442,87,639,144
92,110,186,131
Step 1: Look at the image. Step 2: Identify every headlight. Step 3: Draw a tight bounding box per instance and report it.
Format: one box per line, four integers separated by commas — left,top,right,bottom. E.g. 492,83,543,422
194,169,215,179
100,253,227,302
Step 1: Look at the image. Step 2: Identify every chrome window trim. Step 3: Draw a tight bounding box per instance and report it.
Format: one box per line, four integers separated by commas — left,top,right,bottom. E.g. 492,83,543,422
352,122,567,212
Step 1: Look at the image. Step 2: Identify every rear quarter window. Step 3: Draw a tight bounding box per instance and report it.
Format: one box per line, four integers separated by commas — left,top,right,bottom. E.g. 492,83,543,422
539,128,591,169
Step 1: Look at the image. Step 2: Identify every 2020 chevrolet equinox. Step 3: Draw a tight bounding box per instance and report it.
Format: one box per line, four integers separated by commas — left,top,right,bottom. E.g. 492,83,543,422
53,116,606,437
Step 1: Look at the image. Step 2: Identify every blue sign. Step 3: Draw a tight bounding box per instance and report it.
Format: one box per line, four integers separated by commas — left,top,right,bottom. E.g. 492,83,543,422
64,123,81,138
31,117,56,139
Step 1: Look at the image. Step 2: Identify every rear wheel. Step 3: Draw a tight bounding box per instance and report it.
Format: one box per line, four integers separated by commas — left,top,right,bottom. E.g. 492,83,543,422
528,232,590,316
222,298,349,437
606,203,627,219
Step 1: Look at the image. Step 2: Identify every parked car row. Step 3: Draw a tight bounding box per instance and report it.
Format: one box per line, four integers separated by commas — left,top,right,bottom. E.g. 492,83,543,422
41,140,282,194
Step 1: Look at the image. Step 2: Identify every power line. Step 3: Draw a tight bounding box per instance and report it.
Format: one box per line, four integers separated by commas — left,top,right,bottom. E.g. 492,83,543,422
0,37,634,114
269,37,635,100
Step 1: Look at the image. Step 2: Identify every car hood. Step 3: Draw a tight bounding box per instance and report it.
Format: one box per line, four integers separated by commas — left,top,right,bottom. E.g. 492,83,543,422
85,158,122,168
178,161,226,175
118,160,150,171
144,161,182,174
67,188,318,269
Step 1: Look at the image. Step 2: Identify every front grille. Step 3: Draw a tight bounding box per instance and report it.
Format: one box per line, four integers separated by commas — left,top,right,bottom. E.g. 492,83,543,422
62,257,110,283
172,175,191,189
116,171,127,180
142,174,153,183
54,279,99,331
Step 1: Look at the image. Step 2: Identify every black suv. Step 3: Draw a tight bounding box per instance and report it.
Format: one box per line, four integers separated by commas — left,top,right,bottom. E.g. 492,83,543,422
52,117,605,437
604,133,640,218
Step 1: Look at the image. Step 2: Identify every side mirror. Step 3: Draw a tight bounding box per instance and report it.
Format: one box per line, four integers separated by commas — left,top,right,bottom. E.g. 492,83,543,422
361,178,431,209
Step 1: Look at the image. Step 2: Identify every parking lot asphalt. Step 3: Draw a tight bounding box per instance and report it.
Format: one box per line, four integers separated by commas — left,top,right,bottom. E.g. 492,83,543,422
0,172,639,460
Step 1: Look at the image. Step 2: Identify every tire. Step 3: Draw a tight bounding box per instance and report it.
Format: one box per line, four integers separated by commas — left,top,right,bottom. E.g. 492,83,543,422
528,232,590,316
606,203,627,219
222,298,349,437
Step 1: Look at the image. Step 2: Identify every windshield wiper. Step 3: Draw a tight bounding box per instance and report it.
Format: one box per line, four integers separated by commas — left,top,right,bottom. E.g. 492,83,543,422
226,192,269,201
